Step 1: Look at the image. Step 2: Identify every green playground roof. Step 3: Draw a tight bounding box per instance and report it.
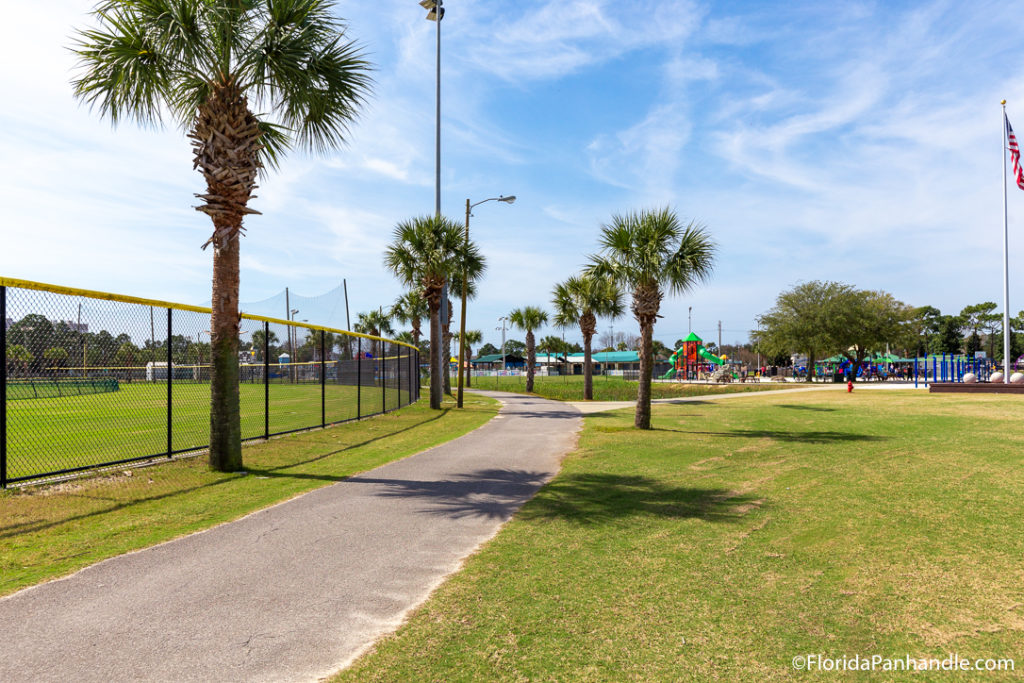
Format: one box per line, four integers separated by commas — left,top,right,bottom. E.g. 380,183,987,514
683,332,703,342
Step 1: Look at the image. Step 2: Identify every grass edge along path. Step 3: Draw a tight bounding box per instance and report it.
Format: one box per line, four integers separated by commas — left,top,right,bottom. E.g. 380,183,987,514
335,390,1024,682
0,394,499,597
480,374,789,402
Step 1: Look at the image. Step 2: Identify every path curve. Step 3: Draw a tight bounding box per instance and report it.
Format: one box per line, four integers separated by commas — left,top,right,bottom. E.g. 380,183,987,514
0,392,580,683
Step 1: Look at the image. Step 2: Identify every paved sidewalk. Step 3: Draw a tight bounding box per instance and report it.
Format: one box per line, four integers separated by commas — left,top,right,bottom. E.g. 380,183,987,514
0,392,580,683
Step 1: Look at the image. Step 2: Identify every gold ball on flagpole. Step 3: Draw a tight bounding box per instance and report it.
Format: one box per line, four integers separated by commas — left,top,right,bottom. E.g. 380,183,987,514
1002,99,1007,105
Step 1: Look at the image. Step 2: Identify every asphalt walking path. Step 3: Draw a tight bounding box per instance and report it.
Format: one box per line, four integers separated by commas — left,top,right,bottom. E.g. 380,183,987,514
0,392,581,683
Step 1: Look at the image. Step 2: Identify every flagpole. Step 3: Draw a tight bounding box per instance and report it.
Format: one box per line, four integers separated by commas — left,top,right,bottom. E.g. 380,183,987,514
1002,100,1011,383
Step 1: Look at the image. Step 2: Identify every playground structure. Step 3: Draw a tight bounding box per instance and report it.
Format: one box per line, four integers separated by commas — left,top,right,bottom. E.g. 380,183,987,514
661,332,727,381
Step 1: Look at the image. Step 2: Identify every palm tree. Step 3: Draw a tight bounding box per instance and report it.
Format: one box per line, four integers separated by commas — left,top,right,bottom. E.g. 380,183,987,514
458,329,483,388
390,290,428,349
552,275,624,400
508,307,548,393
445,272,481,395
384,215,484,409
71,1,371,471
250,328,280,362
537,334,565,374
587,208,716,429
355,310,394,360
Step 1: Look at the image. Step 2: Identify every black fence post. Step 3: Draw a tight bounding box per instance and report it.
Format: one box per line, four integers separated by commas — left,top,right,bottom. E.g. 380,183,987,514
166,307,173,458
263,321,270,439
398,345,403,407
320,330,326,428
356,337,362,420
381,343,386,414
1,285,7,489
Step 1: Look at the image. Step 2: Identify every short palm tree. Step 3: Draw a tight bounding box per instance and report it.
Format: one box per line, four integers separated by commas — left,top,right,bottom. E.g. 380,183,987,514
587,207,716,429
552,275,624,400
71,1,371,471
384,215,484,409
458,329,483,388
355,310,394,361
508,307,548,393
537,335,566,374
445,272,481,395
390,290,428,349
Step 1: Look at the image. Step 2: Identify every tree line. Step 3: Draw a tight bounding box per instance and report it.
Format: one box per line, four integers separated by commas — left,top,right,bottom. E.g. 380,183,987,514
753,281,1024,382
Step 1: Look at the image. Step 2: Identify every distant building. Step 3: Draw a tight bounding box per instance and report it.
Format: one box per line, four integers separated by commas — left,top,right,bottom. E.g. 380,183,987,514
63,321,89,333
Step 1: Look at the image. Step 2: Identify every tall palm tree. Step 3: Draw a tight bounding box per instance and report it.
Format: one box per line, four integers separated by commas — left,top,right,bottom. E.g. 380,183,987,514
71,1,371,471
355,310,394,360
508,307,548,393
390,290,428,349
458,329,483,388
588,208,716,429
384,215,484,409
552,275,624,400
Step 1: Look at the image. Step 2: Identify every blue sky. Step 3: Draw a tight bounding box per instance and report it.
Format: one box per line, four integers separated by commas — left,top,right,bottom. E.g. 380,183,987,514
2,0,1024,350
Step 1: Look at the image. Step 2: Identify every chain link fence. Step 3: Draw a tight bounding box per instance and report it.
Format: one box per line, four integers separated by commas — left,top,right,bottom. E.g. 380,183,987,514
1,278,420,487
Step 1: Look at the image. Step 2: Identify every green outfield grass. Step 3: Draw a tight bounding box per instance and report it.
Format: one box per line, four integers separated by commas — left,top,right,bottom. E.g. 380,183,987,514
7,380,412,481
474,373,783,402
0,394,497,597
337,390,1024,681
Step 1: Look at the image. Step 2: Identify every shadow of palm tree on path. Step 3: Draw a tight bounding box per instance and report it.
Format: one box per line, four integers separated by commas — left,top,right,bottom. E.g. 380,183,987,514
356,469,763,526
354,468,552,521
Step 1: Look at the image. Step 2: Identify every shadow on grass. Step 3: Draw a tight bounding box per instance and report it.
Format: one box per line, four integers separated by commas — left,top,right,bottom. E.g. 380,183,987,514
0,409,450,539
519,473,762,526
351,468,552,520
775,404,836,412
666,428,885,443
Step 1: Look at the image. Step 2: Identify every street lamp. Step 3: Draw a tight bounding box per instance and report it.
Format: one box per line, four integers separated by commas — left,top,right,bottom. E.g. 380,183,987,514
417,0,448,396
456,194,516,408
497,316,509,373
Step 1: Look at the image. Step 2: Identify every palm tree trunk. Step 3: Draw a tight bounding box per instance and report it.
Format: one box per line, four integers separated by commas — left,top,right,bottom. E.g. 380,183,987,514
581,312,596,400
209,233,243,470
526,330,536,393
191,81,261,472
429,301,443,409
466,344,473,388
442,298,453,396
635,319,654,429
583,332,594,400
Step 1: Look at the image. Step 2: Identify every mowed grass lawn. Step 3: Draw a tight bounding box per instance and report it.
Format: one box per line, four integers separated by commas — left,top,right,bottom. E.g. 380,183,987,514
476,373,782,402
8,380,409,480
0,394,497,597
338,390,1024,681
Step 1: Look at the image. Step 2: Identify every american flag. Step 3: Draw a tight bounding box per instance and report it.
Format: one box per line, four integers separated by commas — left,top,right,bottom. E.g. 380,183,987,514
1007,114,1024,191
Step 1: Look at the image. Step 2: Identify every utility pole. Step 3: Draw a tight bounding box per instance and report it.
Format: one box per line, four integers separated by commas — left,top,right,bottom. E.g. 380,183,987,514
688,306,692,335
497,317,508,372
718,320,722,351
343,278,351,359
